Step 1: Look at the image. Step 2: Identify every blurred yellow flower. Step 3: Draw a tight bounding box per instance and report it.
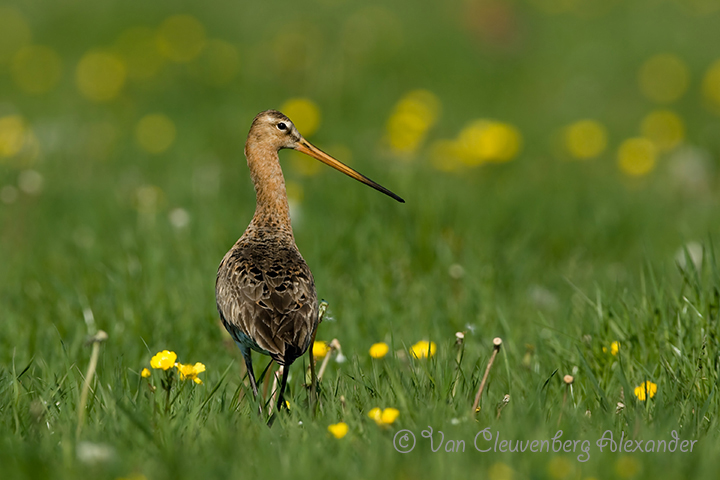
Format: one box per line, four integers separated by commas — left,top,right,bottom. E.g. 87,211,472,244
564,119,607,159
135,113,176,154
386,89,440,155
11,45,62,94
141,368,151,378
150,350,177,370
0,7,31,64
546,456,574,479
615,455,641,478
76,51,126,102
410,340,436,359
641,110,684,152
381,407,399,424
457,120,521,165
368,407,400,426
634,381,657,401
327,422,348,439
638,54,689,103
611,341,620,356
369,342,389,359
702,59,720,113
0,115,26,158
176,362,206,384
115,26,166,81
488,462,514,480
281,98,321,137
157,15,206,63
617,138,656,177
313,341,331,358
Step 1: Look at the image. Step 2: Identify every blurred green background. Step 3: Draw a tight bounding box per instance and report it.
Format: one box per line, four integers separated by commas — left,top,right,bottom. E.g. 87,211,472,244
2,0,720,479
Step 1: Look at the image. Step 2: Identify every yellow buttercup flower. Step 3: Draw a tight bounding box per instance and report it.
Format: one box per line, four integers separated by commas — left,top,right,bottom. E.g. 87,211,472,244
150,350,177,370
381,408,399,424
369,342,389,359
176,362,206,384
410,340,436,359
141,368,151,378
368,407,400,426
313,341,331,358
634,381,657,401
327,422,349,439
610,341,620,356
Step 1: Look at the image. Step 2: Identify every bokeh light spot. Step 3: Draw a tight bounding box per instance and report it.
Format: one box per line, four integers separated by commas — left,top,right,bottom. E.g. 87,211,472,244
618,137,657,177
281,98,321,137
0,7,32,64
135,114,176,154
157,15,206,63
640,110,684,152
115,26,166,81
564,119,607,159
11,45,62,94
0,115,26,158
638,54,689,103
701,59,720,114
386,89,440,156
191,39,240,87
488,462,514,480
457,119,522,164
76,51,126,102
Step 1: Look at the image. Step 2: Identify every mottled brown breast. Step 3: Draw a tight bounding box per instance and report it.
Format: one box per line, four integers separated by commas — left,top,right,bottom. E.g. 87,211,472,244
215,231,318,366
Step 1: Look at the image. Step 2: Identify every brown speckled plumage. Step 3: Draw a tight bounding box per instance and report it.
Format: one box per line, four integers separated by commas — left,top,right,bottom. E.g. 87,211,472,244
216,109,403,412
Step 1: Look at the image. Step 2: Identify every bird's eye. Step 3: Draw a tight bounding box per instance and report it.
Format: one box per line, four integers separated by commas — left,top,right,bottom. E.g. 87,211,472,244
277,122,287,131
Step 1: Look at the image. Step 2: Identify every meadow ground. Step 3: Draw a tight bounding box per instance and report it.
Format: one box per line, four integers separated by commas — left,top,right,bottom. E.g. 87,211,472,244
2,1,720,479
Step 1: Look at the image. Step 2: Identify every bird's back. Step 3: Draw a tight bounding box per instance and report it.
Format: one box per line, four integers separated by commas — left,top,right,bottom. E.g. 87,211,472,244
216,228,318,366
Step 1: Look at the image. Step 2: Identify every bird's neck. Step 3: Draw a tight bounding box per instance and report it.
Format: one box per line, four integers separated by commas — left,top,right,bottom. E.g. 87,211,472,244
245,142,294,236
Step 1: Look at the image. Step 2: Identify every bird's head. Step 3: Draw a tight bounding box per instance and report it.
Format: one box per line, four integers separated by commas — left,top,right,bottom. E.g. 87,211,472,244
246,109,404,203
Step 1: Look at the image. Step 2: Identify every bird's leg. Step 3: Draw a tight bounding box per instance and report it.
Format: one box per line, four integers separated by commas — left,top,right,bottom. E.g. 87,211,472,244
276,365,290,412
241,348,264,416
308,327,319,409
242,349,259,397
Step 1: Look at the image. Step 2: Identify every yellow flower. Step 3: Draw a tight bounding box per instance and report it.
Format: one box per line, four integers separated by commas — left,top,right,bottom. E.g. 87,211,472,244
368,407,400,426
610,341,620,356
381,408,400,424
141,368,151,378
369,342,389,359
386,89,440,155
618,137,657,177
641,110,684,152
634,381,658,401
327,422,348,439
410,340,436,359
176,362,206,384
638,54,689,104
150,350,177,370
564,119,607,159
313,341,331,359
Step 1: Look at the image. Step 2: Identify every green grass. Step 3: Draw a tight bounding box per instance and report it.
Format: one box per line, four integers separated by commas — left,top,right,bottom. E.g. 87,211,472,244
2,0,720,479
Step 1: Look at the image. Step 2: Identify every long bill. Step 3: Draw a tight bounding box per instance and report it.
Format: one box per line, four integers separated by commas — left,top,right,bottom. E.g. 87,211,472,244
294,139,405,203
